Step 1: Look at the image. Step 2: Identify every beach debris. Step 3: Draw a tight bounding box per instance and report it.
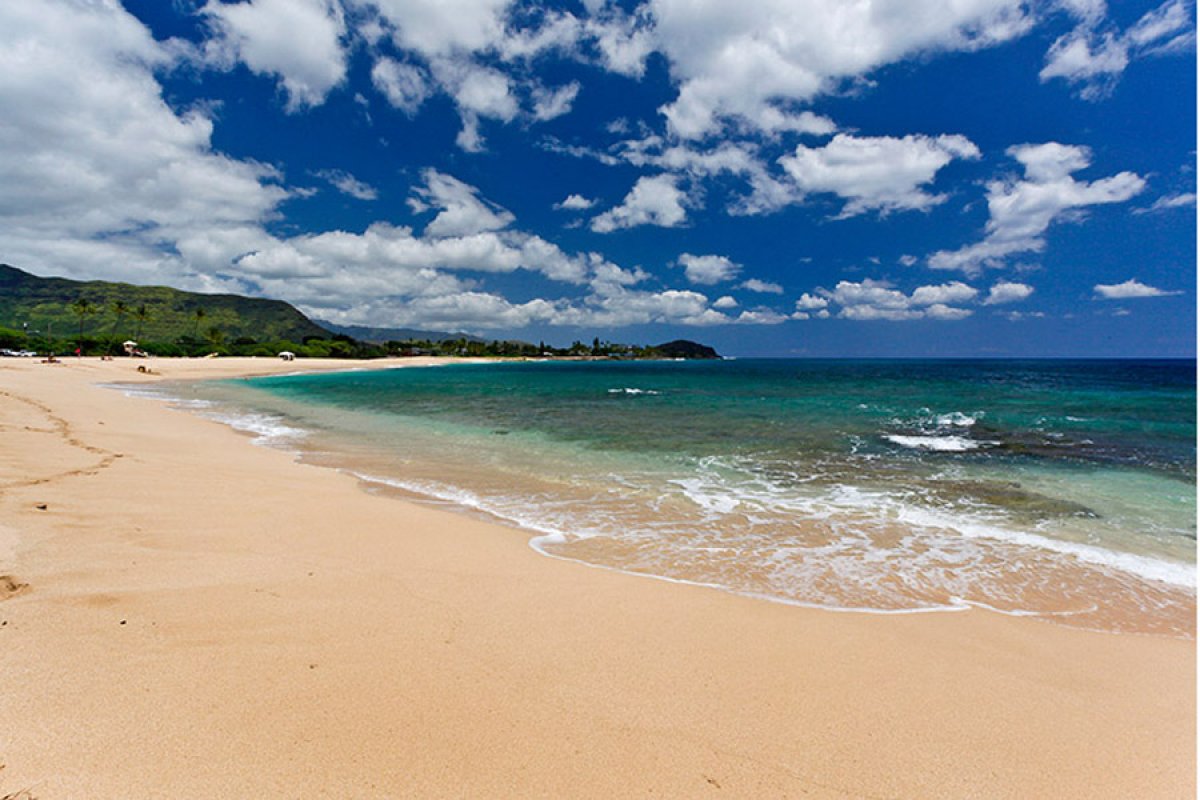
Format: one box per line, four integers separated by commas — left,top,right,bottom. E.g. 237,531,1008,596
0,576,29,601
34,503,46,510
0,780,37,800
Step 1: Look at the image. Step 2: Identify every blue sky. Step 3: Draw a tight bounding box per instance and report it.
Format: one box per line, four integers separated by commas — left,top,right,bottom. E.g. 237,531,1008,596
1,0,1195,356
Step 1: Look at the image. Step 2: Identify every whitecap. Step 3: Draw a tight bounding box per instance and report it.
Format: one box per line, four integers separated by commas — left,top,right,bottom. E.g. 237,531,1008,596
885,434,979,452
607,387,661,396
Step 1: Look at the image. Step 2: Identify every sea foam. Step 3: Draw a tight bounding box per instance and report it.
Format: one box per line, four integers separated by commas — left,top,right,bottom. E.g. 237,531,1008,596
885,434,980,451
203,410,308,446
935,411,978,427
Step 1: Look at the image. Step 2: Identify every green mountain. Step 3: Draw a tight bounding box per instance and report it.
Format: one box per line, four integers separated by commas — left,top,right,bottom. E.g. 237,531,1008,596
0,263,327,344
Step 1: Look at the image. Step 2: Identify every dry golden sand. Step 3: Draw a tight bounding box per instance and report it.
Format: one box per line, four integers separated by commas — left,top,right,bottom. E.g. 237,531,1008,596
0,356,1193,798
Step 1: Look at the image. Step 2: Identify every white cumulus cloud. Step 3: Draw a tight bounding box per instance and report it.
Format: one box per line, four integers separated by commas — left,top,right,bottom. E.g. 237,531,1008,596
677,253,740,285
428,58,520,150
929,142,1145,273
794,293,829,311
409,169,515,238
735,309,790,324
1093,279,1181,299
910,281,979,305
363,0,509,58
434,60,519,120
741,279,785,295
203,0,347,111
555,285,733,328
531,81,581,121
353,3,605,146
983,281,1035,304
650,0,1032,139
1040,0,1194,99
612,136,802,216
554,194,596,211
371,57,431,115
817,279,977,320
591,175,688,232
778,134,981,217
584,8,656,78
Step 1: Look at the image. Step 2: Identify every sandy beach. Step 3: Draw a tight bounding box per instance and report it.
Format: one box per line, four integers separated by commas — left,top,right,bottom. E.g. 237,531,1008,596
0,356,1193,798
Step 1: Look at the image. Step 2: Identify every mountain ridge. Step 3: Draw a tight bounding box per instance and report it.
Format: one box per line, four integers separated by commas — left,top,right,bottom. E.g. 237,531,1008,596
0,263,327,344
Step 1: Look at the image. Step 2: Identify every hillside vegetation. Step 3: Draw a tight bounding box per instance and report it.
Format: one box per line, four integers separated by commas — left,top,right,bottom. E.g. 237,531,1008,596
0,264,720,360
0,263,362,357
1,262,324,340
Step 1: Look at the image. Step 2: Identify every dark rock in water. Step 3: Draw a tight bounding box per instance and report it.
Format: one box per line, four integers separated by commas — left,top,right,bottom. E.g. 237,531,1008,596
652,340,720,359
931,479,1099,519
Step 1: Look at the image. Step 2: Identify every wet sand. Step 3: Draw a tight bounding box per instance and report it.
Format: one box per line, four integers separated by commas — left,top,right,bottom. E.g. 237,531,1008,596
0,356,1193,798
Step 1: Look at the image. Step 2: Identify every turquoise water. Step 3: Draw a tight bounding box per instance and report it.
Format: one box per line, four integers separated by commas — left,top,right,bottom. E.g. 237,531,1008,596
161,359,1196,634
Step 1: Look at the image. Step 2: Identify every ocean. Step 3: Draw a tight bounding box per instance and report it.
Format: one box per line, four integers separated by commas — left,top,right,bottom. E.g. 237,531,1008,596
136,359,1197,636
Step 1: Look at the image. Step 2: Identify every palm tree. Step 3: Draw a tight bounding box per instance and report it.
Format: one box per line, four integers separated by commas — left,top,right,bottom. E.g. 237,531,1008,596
111,300,129,338
110,299,129,350
71,297,97,352
192,306,206,337
133,303,150,340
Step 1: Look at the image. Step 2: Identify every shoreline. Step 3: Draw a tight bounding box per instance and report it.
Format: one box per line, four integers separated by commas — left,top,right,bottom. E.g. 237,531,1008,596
0,357,1194,797
167,357,1195,638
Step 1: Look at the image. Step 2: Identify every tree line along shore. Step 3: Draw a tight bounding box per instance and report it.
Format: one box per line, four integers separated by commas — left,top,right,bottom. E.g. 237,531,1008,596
0,303,717,360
